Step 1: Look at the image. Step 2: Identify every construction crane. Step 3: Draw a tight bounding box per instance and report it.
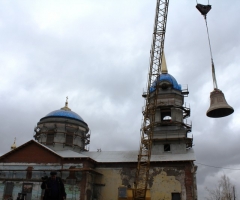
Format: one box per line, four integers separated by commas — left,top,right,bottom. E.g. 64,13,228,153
134,0,169,199
117,1,194,199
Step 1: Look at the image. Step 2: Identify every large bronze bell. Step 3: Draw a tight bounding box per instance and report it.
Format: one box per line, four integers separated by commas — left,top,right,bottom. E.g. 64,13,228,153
206,89,234,118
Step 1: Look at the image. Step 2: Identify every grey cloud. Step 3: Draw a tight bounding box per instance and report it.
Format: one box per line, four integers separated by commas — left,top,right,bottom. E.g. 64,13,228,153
0,1,240,199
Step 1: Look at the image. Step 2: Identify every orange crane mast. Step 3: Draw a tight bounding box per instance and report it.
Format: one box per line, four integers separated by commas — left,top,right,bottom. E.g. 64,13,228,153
134,0,170,199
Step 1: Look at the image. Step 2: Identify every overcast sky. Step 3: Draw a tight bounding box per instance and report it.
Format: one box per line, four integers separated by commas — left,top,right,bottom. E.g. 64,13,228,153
0,0,240,199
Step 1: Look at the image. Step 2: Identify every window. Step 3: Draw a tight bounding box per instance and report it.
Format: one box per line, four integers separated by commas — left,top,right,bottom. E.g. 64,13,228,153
66,133,73,146
161,109,171,121
161,83,169,90
22,183,33,193
172,193,181,200
118,186,127,198
4,182,14,199
46,133,54,144
164,144,171,152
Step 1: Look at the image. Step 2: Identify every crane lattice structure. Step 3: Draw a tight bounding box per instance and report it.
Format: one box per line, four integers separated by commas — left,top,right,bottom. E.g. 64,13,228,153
134,0,169,199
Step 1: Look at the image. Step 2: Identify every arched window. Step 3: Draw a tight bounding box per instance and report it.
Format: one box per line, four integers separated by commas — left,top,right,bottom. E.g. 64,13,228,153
46,130,55,144
161,108,171,121
66,132,73,146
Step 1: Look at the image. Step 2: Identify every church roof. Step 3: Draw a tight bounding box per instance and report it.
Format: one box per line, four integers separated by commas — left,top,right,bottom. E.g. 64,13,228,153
150,73,182,92
42,109,85,122
0,139,195,164
40,99,85,123
82,149,196,163
55,150,89,158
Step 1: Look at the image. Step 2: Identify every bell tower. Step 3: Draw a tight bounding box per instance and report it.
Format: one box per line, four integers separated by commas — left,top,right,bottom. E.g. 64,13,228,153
146,54,192,155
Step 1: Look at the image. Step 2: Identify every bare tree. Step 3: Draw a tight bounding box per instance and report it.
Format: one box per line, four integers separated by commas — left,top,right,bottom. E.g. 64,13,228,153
205,174,237,200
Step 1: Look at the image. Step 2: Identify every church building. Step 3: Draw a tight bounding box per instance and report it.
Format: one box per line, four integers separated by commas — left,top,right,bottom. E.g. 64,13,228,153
0,62,197,200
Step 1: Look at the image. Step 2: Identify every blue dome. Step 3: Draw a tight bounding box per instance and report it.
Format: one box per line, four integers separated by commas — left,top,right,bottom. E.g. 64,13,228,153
150,73,181,92
43,109,85,122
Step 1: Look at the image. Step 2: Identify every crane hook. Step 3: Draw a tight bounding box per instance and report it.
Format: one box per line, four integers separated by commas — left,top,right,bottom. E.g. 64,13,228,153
196,4,211,17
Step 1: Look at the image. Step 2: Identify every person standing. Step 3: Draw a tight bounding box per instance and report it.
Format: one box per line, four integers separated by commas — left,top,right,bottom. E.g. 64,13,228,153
41,171,66,200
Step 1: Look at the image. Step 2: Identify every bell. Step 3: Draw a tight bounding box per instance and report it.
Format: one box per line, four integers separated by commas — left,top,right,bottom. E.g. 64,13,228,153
206,89,234,118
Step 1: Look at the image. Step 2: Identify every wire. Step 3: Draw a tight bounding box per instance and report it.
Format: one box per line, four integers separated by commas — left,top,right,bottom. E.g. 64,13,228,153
195,162,240,171
196,0,210,5
204,17,213,66
204,15,218,89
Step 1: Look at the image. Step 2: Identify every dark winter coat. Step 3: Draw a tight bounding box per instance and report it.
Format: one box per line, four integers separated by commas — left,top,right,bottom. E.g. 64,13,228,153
41,177,66,200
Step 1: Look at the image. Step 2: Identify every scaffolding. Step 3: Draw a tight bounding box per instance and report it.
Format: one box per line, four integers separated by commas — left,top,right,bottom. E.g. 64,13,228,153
34,122,91,151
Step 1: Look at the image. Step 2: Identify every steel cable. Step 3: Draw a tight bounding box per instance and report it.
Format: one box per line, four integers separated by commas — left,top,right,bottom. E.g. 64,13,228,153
204,15,218,89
